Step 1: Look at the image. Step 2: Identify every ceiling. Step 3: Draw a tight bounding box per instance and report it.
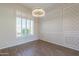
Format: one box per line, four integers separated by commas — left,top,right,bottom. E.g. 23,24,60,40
21,3,77,14
22,3,53,9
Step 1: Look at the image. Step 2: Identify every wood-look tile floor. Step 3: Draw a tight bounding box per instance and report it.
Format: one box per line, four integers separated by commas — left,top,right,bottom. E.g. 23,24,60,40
0,40,79,56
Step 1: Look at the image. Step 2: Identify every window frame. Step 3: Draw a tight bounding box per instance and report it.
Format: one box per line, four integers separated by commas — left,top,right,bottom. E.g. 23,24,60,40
16,16,34,38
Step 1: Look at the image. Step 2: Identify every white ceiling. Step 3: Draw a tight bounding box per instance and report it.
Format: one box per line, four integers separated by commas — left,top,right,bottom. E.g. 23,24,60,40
21,3,77,14
22,3,53,9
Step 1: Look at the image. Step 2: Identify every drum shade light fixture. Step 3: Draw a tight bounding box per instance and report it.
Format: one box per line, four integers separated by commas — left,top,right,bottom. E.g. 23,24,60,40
32,8,45,17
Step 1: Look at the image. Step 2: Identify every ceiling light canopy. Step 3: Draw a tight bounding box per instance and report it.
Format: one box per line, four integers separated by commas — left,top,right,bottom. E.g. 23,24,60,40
32,8,45,17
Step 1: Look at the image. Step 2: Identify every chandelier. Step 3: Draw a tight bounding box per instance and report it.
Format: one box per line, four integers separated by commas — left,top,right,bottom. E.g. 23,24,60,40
32,8,45,17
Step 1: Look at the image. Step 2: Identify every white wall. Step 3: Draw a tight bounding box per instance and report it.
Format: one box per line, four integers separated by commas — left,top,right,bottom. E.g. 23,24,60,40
0,4,38,49
40,4,79,51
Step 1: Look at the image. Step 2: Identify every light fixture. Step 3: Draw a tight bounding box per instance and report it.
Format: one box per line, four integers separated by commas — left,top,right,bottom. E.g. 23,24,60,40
32,8,45,17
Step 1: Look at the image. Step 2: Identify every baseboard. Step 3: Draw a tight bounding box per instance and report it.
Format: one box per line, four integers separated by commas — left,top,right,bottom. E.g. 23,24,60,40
0,39,39,50
40,39,79,52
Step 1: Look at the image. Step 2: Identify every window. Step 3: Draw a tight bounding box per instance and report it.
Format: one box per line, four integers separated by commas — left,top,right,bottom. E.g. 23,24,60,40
16,17,22,37
16,17,34,37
